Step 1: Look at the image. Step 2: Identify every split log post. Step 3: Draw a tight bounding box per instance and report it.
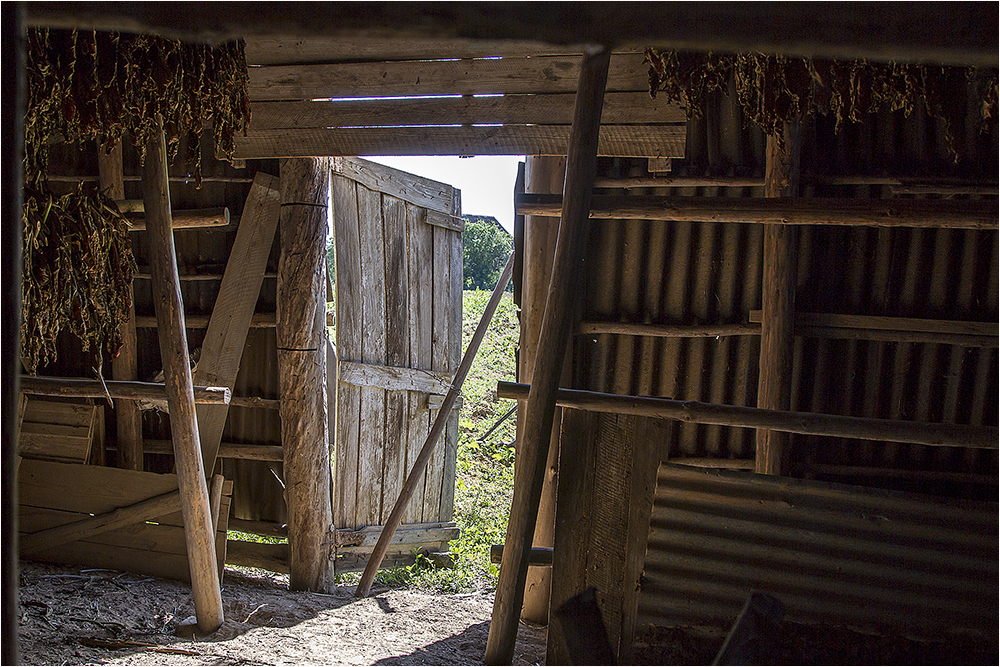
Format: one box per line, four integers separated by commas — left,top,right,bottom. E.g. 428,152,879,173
355,252,515,598
99,141,142,471
757,124,799,475
277,157,334,593
518,155,567,624
485,45,610,666
142,115,223,633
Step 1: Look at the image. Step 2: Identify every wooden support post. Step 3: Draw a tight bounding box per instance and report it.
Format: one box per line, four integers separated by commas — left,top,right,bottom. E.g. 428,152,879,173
143,116,223,634
756,126,798,475
277,157,334,593
486,45,610,666
99,141,142,471
517,155,567,625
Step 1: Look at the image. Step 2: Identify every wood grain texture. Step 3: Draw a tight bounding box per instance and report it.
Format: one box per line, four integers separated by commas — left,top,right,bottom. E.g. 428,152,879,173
237,125,687,160
143,118,223,632
332,175,362,529
332,157,457,216
99,141,142,471
195,172,280,473
278,157,334,592
249,53,650,101
249,92,685,130
383,194,410,525
18,376,230,404
422,224,452,522
338,361,451,394
516,194,999,229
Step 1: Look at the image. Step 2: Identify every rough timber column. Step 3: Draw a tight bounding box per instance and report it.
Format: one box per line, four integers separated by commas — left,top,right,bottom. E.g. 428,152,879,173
143,116,223,633
277,157,334,593
517,155,567,624
99,141,142,471
756,125,799,475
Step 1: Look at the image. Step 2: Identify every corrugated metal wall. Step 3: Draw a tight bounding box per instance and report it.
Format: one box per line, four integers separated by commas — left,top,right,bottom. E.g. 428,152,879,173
639,464,998,636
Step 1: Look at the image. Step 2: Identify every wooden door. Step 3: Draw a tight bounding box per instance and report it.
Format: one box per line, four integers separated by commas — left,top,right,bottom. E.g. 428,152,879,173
330,157,462,572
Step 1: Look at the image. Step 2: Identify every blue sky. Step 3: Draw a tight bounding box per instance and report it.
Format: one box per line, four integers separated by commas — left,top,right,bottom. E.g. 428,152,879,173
364,155,524,233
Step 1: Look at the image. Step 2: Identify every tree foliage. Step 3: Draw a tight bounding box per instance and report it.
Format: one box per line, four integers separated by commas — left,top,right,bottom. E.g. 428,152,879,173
462,215,512,291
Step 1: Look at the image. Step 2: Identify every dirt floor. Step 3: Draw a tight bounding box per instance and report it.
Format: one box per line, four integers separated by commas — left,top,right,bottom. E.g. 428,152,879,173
16,561,547,666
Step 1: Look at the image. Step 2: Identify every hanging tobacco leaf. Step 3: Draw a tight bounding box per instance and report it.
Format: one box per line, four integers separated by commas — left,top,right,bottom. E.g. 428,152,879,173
21,184,137,374
644,48,998,156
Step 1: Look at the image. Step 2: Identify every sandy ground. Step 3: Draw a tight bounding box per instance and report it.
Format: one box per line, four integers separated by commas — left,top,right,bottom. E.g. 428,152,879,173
16,561,547,666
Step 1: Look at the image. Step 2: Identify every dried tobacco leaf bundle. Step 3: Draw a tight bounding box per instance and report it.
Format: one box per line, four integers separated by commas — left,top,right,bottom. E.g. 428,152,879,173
645,49,998,155
21,184,137,374
25,28,250,186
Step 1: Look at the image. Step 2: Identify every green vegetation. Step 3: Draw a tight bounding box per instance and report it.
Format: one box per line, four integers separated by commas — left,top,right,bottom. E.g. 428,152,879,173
463,216,513,292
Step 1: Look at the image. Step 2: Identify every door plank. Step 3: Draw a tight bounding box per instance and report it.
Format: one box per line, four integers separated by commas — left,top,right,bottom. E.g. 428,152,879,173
332,175,363,529
383,194,410,525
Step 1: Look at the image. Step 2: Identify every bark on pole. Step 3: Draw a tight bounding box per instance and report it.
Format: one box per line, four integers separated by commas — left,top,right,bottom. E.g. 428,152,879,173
485,45,610,666
99,141,143,471
277,157,334,593
756,126,798,475
518,155,567,625
142,116,223,633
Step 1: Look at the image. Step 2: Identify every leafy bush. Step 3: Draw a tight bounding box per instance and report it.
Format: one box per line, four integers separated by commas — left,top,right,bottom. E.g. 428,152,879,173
463,216,513,292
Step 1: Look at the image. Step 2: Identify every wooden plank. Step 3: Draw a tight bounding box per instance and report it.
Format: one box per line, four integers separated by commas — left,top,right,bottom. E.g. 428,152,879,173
422,223,452,523
357,183,388,527
143,116,223,632
748,310,999,337
248,53,651,100
249,92,685,130
382,194,409,526
18,460,179,513
338,521,459,548
331,157,457,216
441,217,463,523
278,157,334,593
425,210,465,233
579,321,761,337
100,141,142,471
22,400,96,426
516,194,999,230
404,204,433,525
236,125,687,160
196,172,281,473
143,440,284,461
125,208,230,231
244,35,587,65
488,45,611,666
19,376,230,404
497,382,999,450
338,360,452,394
226,539,290,573
332,175,362,530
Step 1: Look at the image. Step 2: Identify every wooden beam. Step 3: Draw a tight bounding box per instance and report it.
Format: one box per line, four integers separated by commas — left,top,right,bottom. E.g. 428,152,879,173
518,155,567,625
515,194,999,230
486,45,610,666
579,321,761,338
19,376,230,405
277,157,334,593
25,4,997,66
125,207,230,231
249,92,684,130
98,142,143,471
748,311,999,347
235,125,686,160
20,490,181,555
143,116,223,634
225,539,289,574
355,253,515,598
497,382,999,450
593,176,765,189
757,126,799,476
338,360,452,395
490,545,553,566
194,173,280,474
142,439,283,461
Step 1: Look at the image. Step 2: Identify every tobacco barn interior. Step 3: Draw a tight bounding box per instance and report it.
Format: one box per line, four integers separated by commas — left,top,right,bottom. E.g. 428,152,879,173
4,4,998,665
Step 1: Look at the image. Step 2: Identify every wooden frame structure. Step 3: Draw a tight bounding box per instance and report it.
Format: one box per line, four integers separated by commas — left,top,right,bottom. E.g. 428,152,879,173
5,5,998,665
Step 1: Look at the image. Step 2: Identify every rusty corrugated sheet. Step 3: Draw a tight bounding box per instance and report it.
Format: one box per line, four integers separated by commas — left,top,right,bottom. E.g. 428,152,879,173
638,463,999,636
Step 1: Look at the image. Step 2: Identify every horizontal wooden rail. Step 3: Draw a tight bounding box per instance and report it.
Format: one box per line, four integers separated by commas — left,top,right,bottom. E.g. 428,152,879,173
142,439,283,461
134,271,277,282
593,176,765,189
228,518,288,539
515,194,998,229
19,376,230,405
46,175,255,184
490,545,553,566
497,382,999,449
226,539,290,574
579,321,761,338
118,205,230,231
338,360,452,395
228,395,281,410
135,311,334,329
749,311,998,347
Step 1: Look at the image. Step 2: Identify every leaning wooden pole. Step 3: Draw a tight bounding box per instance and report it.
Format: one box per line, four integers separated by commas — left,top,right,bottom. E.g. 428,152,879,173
277,157,335,593
757,126,798,475
485,45,610,666
99,141,143,471
355,252,515,598
143,116,223,634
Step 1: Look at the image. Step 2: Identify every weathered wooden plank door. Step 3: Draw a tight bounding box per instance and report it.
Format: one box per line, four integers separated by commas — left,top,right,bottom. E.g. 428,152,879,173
330,157,462,572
